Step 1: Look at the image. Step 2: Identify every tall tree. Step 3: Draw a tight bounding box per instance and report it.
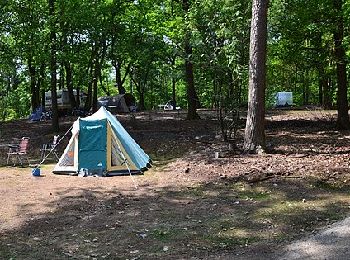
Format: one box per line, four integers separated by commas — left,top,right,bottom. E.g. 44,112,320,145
182,0,200,120
49,0,59,132
244,0,269,153
58,0,77,110
333,0,349,129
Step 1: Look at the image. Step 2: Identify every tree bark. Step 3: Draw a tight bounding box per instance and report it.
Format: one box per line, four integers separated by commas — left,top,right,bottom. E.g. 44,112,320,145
132,77,145,111
139,84,145,111
324,78,332,109
84,70,93,112
49,0,59,132
115,61,123,94
318,65,324,106
302,71,310,105
172,79,177,110
38,63,46,109
92,62,98,113
170,57,177,110
318,65,332,109
113,61,131,95
182,0,200,120
65,61,77,109
243,0,269,153
84,45,96,112
333,0,349,129
28,58,39,111
61,14,77,110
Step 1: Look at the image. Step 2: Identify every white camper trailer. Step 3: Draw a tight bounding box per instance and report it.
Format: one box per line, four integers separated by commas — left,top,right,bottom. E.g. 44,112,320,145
45,89,85,112
275,92,293,107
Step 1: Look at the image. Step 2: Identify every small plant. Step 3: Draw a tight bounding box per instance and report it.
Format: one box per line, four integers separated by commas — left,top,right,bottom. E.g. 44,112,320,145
215,90,241,151
217,107,240,145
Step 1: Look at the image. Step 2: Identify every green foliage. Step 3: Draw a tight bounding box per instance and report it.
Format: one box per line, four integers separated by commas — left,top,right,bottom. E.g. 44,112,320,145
0,84,31,121
268,0,350,107
1,0,350,120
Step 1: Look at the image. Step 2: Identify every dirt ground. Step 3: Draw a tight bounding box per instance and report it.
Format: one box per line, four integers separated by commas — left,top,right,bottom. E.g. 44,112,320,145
1,109,350,259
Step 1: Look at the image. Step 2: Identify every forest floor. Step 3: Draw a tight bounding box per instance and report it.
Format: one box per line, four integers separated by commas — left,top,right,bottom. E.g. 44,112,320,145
1,108,350,259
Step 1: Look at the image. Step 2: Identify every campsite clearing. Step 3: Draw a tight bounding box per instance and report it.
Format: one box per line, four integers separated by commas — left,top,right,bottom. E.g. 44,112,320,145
1,109,350,259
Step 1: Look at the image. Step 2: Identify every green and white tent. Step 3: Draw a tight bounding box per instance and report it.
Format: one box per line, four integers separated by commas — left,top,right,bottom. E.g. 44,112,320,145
53,107,151,175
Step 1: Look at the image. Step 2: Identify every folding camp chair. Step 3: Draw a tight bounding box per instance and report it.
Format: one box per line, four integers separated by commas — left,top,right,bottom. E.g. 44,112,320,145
7,137,30,166
40,135,59,161
29,106,46,121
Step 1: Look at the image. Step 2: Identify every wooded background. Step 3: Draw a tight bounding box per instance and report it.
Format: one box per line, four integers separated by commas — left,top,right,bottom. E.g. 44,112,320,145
0,0,349,124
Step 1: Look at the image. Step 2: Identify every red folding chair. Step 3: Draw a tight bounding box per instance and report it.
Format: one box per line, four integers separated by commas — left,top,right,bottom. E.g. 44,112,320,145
7,137,30,166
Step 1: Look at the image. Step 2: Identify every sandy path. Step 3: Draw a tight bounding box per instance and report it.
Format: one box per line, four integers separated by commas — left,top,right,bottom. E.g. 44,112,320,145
275,217,350,260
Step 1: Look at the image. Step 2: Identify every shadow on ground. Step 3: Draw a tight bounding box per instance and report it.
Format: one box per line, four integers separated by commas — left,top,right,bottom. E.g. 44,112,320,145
1,110,350,259
1,174,350,259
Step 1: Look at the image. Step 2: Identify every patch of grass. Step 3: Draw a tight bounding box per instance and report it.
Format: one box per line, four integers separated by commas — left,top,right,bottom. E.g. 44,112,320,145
182,186,205,197
312,180,346,191
314,203,348,222
237,190,271,201
205,233,261,248
214,219,235,231
203,217,265,247
0,244,15,259
150,228,181,242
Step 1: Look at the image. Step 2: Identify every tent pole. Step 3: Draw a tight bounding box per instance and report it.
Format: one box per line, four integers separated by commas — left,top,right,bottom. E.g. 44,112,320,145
114,137,138,189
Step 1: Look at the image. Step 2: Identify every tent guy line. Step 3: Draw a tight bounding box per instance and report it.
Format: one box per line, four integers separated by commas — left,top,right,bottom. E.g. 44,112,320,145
34,125,73,169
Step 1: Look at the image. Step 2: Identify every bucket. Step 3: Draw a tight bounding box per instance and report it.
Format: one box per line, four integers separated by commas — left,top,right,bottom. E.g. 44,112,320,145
32,168,40,177
214,152,219,159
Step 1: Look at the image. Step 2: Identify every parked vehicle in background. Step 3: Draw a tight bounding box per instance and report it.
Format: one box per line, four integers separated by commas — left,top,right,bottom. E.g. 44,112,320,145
45,89,86,114
158,100,181,111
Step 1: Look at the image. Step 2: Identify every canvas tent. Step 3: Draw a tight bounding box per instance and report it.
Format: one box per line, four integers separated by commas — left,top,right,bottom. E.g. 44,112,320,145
53,106,151,175
97,94,136,113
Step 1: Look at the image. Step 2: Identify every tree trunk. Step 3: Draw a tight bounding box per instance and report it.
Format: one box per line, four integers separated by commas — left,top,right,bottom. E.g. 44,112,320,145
28,58,39,111
171,57,177,110
96,34,108,96
38,63,46,108
113,61,131,95
59,63,64,90
41,89,46,109
318,65,332,109
243,0,269,153
92,62,98,113
129,73,133,94
61,15,76,110
182,0,200,120
84,74,93,112
114,61,123,93
131,75,145,111
333,0,349,129
49,0,59,132
138,82,146,111
318,65,324,106
303,72,309,105
172,77,177,110
324,78,332,109
137,82,145,111
84,46,95,112
65,61,77,109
